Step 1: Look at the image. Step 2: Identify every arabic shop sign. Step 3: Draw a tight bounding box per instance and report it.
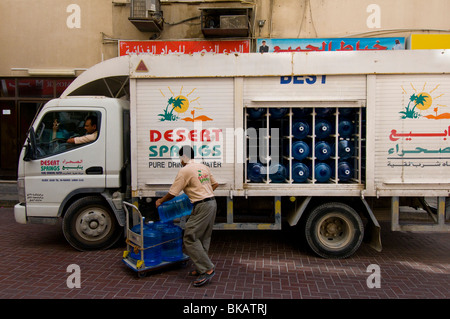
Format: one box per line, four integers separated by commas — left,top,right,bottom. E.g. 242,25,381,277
257,37,405,53
119,40,250,56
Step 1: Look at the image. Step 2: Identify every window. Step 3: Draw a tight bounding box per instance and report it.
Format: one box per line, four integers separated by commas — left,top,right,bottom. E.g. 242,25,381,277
35,111,101,158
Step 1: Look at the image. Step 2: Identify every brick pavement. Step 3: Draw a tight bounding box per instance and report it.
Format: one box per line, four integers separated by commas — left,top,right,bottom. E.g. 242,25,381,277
0,207,449,300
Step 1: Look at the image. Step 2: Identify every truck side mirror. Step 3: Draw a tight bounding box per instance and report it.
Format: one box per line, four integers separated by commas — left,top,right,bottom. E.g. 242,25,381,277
23,128,37,161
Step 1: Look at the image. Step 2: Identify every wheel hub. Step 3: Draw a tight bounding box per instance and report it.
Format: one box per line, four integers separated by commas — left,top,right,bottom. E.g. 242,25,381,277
79,211,108,238
316,213,354,250
323,218,343,237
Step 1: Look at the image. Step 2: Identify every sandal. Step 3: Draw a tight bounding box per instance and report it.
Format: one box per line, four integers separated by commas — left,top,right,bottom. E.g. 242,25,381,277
193,270,215,287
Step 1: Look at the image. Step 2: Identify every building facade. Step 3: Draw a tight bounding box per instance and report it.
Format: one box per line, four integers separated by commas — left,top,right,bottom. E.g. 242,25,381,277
1,0,450,179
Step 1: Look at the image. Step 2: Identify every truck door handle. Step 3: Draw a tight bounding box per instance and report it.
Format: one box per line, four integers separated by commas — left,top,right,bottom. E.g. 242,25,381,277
86,166,103,175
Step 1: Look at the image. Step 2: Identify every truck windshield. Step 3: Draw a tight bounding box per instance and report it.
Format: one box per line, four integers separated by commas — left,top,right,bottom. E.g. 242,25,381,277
34,110,101,158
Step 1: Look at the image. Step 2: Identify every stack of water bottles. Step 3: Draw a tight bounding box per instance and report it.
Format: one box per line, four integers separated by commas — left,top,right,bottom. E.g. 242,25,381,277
246,107,357,184
129,194,192,265
311,110,334,183
247,107,290,184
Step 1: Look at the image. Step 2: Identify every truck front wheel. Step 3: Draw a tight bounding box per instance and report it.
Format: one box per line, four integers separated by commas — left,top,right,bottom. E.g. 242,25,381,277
305,202,364,259
62,196,123,251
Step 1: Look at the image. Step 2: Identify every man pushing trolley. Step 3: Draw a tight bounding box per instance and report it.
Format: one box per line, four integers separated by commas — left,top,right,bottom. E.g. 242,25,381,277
156,145,219,287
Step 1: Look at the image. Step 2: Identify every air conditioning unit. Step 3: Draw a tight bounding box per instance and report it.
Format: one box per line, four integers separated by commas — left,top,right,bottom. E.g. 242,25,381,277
131,0,156,18
129,0,163,32
220,15,248,30
200,7,251,38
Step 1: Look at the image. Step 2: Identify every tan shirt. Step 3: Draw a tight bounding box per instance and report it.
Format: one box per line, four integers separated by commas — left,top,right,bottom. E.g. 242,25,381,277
74,131,98,144
169,160,218,203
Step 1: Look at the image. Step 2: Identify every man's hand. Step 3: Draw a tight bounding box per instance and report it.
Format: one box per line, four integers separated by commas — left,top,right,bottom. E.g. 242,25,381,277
156,193,176,208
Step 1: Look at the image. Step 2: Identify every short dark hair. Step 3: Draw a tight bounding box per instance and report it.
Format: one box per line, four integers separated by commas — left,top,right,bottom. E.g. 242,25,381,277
179,145,194,159
86,115,97,127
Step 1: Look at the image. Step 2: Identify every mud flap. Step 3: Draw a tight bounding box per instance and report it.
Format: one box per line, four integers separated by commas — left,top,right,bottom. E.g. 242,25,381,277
361,198,382,252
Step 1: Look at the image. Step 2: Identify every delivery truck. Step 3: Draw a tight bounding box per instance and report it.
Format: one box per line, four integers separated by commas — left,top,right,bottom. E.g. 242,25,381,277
14,50,450,258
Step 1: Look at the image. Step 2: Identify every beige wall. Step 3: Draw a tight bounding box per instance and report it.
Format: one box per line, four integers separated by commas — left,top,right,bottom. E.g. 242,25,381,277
1,0,450,76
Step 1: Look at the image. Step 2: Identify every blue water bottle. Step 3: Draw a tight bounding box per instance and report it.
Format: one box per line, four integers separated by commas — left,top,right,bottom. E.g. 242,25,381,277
292,161,310,183
153,220,172,232
158,193,193,222
292,120,310,139
143,227,162,266
316,108,332,117
315,141,332,161
161,224,183,262
247,108,266,119
292,108,311,118
338,119,354,138
269,108,288,119
269,163,287,183
337,161,353,182
339,108,354,117
292,141,310,161
314,162,332,183
130,226,162,266
248,162,265,183
315,119,332,139
334,140,354,160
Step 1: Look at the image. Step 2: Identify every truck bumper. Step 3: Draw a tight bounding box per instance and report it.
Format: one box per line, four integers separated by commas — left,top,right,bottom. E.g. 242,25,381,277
14,203,28,224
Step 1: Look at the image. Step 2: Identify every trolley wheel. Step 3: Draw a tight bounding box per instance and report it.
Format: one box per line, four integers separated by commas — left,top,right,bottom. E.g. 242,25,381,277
305,202,364,259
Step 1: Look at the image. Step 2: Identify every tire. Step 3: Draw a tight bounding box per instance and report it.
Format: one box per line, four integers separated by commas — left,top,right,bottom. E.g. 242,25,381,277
305,202,364,259
62,196,123,251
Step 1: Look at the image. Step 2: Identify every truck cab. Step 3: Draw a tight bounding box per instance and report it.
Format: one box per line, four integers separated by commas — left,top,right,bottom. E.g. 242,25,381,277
15,96,130,251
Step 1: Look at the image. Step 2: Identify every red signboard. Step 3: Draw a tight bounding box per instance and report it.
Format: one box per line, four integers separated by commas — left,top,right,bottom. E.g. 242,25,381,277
119,40,250,56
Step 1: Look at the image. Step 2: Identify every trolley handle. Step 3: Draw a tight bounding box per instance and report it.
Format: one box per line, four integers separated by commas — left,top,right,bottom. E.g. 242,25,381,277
123,201,145,233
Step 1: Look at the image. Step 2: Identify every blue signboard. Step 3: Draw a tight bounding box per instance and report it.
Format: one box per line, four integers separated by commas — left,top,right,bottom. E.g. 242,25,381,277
257,38,405,53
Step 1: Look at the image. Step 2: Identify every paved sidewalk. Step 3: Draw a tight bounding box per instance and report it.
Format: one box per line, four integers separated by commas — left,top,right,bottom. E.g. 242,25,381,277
0,181,17,207
0,206,449,300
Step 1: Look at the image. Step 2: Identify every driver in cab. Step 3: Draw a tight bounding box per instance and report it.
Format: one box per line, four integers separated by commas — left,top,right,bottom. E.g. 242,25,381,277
67,115,98,145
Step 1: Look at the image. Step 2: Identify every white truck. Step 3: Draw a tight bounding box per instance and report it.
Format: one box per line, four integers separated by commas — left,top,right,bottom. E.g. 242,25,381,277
14,50,450,258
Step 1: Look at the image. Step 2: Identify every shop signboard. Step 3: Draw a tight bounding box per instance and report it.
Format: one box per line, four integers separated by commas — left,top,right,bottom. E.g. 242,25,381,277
119,40,250,56
257,37,405,53
408,34,450,50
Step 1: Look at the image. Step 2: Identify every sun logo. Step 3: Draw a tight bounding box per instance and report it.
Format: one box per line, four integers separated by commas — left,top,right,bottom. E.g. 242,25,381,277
158,86,213,122
400,83,447,119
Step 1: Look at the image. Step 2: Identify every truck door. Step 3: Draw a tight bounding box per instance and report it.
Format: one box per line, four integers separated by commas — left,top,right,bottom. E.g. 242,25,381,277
24,108,106,219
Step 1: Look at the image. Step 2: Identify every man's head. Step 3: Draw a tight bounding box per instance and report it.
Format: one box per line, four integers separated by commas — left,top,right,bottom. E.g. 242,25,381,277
179,145,194,166
84,115,98,134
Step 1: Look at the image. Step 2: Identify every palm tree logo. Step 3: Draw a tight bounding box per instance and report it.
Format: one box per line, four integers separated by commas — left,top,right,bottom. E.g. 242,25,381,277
158,96,186,121
400,83,447,119
399,93,426,119
158,86,213,122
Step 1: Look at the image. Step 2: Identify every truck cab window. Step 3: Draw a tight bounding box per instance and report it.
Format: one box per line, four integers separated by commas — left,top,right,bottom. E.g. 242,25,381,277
34,111,101,158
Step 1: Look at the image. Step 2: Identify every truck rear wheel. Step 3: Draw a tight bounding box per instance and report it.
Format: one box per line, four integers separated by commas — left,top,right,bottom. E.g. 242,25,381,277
62,196,123,251
305,202,364,259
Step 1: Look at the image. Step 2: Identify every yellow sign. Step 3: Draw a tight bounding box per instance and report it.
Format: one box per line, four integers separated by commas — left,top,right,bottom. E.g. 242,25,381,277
409,34,450,50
